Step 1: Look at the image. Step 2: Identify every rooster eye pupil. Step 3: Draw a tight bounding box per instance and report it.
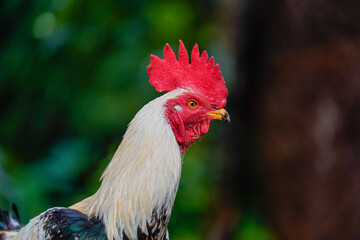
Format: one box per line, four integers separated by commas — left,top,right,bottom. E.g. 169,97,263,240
188,100,198,109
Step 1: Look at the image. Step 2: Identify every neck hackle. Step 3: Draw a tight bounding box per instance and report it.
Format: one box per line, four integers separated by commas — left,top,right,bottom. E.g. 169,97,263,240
70,90,187,240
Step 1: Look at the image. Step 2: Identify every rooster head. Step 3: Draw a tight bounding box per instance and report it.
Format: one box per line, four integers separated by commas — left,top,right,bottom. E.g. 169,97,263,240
147,40,229,153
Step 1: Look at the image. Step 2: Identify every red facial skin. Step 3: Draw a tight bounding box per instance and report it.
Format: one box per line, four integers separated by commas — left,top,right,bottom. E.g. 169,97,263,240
165,93,216,155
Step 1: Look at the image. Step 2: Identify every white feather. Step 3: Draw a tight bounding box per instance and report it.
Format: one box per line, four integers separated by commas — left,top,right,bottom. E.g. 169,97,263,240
6,207,65,240
5,89,189,240
70,89,188,240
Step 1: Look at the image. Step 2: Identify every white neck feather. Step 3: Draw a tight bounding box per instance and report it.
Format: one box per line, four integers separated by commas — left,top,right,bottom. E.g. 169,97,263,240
71,89,188,240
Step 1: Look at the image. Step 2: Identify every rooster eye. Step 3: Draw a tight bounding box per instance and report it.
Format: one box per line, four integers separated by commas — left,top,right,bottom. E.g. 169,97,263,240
187,100,198,109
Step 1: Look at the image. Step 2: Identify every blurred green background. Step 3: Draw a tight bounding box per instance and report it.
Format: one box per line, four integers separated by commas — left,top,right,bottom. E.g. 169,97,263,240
2,0,360,239
0,0,263,239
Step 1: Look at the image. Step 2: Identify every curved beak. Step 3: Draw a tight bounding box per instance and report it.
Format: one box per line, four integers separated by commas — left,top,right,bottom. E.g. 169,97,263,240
205,108,230,123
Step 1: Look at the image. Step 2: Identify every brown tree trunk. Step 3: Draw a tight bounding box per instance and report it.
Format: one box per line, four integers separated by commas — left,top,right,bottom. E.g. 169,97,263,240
258,0,360,239
213,0,360,239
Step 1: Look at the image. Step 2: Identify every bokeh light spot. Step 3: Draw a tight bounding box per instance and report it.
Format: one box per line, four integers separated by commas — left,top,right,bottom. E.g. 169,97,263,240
33,12,56,39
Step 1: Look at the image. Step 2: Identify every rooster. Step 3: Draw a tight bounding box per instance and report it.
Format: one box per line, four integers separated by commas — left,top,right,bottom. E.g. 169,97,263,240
0,40,229,240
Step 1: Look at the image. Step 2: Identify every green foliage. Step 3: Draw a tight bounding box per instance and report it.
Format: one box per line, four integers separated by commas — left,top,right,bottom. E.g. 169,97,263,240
236,213,276,240
0,0,274,239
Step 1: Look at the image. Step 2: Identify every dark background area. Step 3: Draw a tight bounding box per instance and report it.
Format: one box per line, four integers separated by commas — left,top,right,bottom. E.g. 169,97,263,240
1,0,359,239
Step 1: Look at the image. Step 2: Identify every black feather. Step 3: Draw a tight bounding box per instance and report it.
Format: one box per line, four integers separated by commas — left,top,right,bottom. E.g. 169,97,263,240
41,208,107,240
0,203,22,231
1,206,169,239
41,208,170,240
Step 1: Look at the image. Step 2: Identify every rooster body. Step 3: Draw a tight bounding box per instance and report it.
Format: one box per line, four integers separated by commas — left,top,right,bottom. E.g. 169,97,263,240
0,41,229,240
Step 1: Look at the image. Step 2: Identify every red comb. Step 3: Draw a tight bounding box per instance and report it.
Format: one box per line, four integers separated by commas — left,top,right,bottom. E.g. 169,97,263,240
147,40,228,108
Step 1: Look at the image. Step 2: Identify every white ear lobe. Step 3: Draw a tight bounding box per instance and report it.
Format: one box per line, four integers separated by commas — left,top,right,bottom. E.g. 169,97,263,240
174,105,182,112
